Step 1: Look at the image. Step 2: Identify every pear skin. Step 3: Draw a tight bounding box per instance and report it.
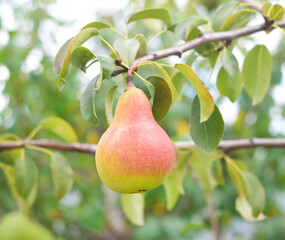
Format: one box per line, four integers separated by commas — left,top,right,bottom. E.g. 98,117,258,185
95,84,175,193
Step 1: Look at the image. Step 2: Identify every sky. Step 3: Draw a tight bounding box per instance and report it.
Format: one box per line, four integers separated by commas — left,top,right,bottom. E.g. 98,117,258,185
0,0,285,133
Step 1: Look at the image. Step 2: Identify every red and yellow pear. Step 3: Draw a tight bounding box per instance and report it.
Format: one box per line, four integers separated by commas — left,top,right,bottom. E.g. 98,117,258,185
95,82,175,193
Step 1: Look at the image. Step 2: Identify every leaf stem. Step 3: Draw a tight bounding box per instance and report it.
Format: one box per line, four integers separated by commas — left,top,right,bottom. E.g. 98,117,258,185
25,125,42,142
97,35,119,57
110,27,127,39
147,29,167,45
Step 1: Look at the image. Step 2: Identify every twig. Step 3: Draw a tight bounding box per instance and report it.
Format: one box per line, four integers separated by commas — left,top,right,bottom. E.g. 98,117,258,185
2,138,285,153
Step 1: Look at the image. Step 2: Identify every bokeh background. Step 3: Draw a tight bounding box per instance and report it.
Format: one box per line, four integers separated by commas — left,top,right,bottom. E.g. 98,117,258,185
0,0,285,239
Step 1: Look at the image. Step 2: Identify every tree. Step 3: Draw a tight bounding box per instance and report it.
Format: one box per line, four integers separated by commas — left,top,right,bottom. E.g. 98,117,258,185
0,0,285,239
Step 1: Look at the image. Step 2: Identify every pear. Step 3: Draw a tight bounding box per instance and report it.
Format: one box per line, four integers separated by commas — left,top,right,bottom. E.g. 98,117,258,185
95,83,175,193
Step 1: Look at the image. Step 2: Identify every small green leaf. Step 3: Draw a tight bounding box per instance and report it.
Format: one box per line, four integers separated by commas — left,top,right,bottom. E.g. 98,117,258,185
40,116,78,142
220,10,256,31
80,75,100,125
190,96,224,153
127,8,172,26
53,28,99,90
240,171,266,217
185,18,208,41
71,46,96,73
121,193,144,226
147,76,172,121
263,3,285,21
217,67,243,102
188,149,222,191
50,152,73,200
212,2,238,31
172,72,186,100
114,38,140,65
214,159,224,186
220,51,239,78
167,23,177,33
96,55,116,87
135,34,147,59
236,197,266,221
14,156,38,199
81,21,111,30
175,64,214,122
242,45,272,105
105,85,118,125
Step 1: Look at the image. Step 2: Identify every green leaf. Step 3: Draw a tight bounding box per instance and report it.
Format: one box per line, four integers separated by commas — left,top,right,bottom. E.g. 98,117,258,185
50,152,73,200
225,156,247,196
240,171,266,217
53,28,99,90
185,18,208,41
172,72,186,100
236,197,266,221
80,75,100,125
96,55,116,88
40,116,78,142
214,159,224,186
190,96,224,153
175,64,214,122
121,193,144,226
212,2,238,31
81,21,111,30
71,46,96,73
135,34,147,59
114,38,140,65
188,149,222,191
127,8,172,26
242,45,272,105
263,3,285,21
147,76,172,121
14,155,38,199
167,23,177,33
105,85,118,125
217,67,243,102
220,10,256,31
220,51,239,78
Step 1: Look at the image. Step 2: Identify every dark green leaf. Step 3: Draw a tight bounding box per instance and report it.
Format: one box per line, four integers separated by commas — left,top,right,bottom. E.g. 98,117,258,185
14,156,38,199
185,18,208,41
50,152,73,200
71,46,96,73
40,116,78,142
80,75,100,125
167,23,177,33
121,193,144,226
147,76,172,121
105,85,118,125
242,45,272,105
220,51,239,78
175,64,214,122
135,34,147,59
190,96,224,153
114,38,140,65
127,8,172,26
97,55,115,86
217,67,242,102
81,21,111,30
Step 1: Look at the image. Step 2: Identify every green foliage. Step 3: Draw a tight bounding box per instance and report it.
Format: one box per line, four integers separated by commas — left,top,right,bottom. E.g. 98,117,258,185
114,38,140,66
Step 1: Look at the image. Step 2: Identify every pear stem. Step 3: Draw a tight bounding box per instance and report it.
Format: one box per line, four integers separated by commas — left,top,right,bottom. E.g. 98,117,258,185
126,64,138,83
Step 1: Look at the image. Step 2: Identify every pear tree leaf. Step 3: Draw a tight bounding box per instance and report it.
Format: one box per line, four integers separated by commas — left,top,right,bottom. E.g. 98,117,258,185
53,28,99,90
135,34,147,59
217,67,243,102
14,155,38,199
172,72,186,100
147,75,172,121
190,96,224,153
220,10,256,31
188,149,222,191
220,51,239,78
70,46,96,73
114,38,140,66
81,21,111,30
236,197,266,221
167,23,177,33
212,2,239,31
81,75,100,125
263,3,285,21
240,171,266,217
214,159,224,186
185,18,208,41
105,85,118,125
127,8,172,26
50,152,73,200
121,193,144,226
175,64,214,122
242,45,272,105
40,116,78,142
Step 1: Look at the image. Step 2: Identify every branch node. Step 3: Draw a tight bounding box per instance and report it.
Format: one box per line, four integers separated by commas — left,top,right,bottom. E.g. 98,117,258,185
262,14,275,30
174,50,183,58
126,65,138,83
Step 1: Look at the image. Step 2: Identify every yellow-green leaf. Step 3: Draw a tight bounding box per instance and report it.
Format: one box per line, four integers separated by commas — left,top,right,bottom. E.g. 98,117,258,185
235,197,266,221
175,64,214,122
105,85,118,125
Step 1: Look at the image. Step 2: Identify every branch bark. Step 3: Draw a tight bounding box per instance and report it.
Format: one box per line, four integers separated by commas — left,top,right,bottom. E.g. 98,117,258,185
2,138,285,153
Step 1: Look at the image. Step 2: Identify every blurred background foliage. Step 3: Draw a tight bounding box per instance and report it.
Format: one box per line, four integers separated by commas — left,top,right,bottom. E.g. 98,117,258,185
0,0,285,239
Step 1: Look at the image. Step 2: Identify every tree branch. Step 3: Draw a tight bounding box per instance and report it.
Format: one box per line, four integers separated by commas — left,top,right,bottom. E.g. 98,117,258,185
1,138,285,154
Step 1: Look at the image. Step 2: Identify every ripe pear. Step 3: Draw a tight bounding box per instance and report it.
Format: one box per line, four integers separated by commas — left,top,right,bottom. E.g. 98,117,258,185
95,83,175,193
